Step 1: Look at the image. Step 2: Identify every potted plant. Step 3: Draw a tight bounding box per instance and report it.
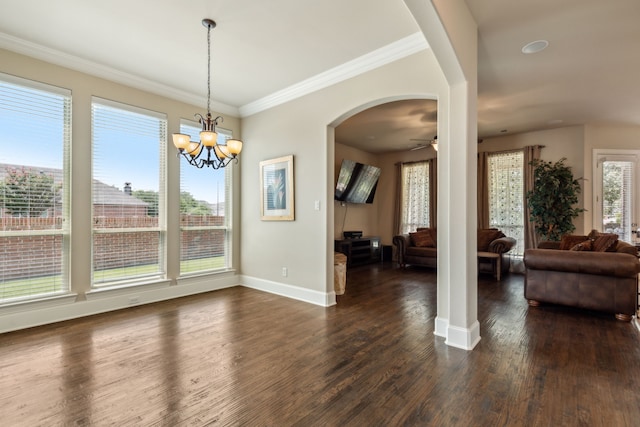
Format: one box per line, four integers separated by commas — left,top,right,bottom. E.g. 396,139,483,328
526,158,585,241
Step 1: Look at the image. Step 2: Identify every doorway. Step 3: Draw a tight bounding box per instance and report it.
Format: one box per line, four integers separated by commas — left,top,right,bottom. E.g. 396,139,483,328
593,149,640,242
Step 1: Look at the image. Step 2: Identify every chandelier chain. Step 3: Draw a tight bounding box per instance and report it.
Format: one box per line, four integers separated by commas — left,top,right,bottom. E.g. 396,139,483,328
206,23,211,115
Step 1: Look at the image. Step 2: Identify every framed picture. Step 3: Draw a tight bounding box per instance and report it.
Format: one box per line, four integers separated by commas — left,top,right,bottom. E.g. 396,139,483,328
260,155,294,221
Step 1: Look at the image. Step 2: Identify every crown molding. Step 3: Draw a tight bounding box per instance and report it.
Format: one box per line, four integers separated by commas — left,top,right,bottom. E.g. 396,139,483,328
239,31,429,117
0,31,240,117
0,30,427,119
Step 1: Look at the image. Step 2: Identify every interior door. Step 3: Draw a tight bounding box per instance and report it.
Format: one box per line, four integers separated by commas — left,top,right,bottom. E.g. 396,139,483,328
593,150,640,243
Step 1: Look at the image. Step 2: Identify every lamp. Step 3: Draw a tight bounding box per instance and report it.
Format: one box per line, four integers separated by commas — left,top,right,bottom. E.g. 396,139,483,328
172,19,243,169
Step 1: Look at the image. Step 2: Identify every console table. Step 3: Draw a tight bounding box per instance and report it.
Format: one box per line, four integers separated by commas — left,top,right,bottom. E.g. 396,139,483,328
335,236,381,267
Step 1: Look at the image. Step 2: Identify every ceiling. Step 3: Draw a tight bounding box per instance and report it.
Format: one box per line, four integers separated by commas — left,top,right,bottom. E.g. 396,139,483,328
1,0,639,154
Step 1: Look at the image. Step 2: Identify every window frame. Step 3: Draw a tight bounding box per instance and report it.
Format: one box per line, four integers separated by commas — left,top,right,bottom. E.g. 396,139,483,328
487,150,524,255
400,161,430,234
0,73,71,303
178,119,233,276
90,97,167,288
592,149,640,242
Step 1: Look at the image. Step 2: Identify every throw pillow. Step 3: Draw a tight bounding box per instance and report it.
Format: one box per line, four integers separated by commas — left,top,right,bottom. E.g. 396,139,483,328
477,229,505,252
428,227,437,247
592,233,618,252
559,234,589,250
410,230,435,247
416,227,437,246
570,240,593,251
587,229,600,239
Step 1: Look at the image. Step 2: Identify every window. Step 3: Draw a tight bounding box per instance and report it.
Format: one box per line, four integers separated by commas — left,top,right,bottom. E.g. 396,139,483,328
400,161,430,234
488,151,524,254
91,98,166,287
178,120,231,274
593,150,639,243
0,74,71,302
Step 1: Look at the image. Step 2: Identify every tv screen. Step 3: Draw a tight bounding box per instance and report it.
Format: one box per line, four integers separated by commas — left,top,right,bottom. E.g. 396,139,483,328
335,159,381,204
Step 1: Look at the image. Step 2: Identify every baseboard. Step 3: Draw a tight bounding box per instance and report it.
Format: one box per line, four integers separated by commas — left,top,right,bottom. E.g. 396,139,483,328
240,275,336,307
445,320,481,350
434,316,448,337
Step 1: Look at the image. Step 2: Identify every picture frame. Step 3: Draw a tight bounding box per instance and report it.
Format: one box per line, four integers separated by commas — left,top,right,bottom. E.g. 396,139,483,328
260,155,294,221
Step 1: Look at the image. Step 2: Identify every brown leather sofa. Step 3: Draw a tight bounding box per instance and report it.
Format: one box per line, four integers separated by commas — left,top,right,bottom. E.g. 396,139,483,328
524,236,639,321
393,228,516,279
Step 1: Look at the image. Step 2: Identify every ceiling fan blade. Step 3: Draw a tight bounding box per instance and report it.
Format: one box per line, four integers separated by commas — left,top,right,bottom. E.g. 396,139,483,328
410,144,428,151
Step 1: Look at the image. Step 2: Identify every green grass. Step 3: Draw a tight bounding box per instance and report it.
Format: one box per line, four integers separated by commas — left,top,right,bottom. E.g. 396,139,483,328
1,256,226,301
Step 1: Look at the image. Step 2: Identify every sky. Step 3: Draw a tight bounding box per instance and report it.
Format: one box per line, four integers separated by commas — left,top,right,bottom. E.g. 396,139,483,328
0,84,227,205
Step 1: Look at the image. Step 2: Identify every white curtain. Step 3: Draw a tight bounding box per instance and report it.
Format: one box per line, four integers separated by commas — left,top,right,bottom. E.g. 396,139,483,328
399,161,430,234
488,151,525,255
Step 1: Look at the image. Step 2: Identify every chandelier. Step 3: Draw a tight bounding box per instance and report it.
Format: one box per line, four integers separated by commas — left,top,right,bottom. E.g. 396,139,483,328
172,19,243,169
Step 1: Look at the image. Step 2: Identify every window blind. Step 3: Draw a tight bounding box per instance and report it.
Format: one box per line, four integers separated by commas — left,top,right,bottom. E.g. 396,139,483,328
178,120,231,274
0,73,70,302
91,98,166,286
602,160,633,241
401,161,430,234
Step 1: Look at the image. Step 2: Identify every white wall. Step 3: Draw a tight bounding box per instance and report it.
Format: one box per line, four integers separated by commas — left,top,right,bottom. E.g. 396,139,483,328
375,147,436,244
480,126,586,232
583,124,640,232
240,50,447,299
480,124,640,235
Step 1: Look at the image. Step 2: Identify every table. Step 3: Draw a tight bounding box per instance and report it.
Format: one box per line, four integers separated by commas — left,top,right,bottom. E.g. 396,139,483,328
477,251,501,281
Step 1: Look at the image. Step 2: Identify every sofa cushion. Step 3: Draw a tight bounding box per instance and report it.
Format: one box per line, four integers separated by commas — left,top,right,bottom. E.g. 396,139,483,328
524,249,639,277
592,233,618,252
615,241,638,256
560,234,589,250
410,230,435,247
477,229,505,251
406,246,437,257
570,240,593,251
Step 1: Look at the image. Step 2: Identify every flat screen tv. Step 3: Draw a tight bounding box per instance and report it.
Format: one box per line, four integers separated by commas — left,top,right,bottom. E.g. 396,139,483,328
334,159,381,204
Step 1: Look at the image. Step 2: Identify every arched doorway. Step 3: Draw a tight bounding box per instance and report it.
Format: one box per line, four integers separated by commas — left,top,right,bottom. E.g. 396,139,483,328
327,96,438,297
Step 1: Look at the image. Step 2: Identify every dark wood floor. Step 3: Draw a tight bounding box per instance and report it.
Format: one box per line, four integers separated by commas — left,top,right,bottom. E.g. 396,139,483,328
1,264,639,426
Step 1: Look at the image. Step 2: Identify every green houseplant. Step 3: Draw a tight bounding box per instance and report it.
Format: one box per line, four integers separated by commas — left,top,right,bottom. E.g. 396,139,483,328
526,158,585,241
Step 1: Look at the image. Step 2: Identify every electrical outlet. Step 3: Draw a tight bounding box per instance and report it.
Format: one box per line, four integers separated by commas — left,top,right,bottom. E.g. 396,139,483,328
128,296,140,305
282,267,288,277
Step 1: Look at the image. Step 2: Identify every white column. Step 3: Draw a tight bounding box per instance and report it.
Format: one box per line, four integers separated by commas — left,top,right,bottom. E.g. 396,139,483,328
443,82,479,350
405,0,479,349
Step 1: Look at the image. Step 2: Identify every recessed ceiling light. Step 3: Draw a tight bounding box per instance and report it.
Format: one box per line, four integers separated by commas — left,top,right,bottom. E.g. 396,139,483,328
500,129,508,133
522,40,549,54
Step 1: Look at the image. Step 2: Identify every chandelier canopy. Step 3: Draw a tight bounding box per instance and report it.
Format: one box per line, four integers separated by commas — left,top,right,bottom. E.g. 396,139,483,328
172,19,243,169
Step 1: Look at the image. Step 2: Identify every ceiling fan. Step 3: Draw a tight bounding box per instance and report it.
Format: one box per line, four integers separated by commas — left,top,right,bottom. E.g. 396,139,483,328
409,135,484,151
410,136,437,151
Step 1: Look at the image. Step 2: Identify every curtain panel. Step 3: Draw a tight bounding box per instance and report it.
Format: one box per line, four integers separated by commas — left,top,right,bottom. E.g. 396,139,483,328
523,145,542,249
394,160,436,235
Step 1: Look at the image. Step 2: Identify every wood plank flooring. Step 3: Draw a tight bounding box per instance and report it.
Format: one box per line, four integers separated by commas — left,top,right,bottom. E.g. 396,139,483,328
1,264,639,426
